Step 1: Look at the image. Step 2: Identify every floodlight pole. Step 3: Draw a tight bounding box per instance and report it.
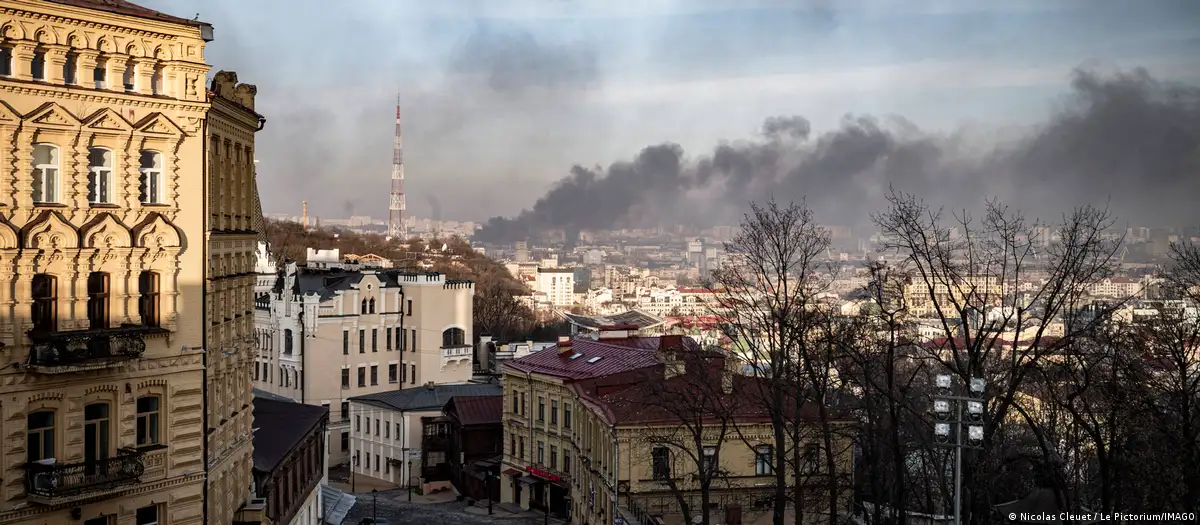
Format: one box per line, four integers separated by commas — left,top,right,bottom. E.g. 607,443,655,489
954,400,962,525
933,377,985,525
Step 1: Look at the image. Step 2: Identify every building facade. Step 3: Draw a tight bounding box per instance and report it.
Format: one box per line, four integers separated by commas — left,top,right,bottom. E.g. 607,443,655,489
0,1,259,523
248,393,329,525
252,247,475,465
347,382,501,491
443,394,503,502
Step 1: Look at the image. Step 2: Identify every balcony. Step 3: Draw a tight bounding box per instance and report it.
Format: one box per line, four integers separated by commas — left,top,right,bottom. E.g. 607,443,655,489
25,448,145,505
23,325,166,373
441,344,472,369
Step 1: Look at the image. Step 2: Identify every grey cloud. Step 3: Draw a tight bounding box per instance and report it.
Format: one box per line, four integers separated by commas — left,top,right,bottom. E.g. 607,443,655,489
475,68,1200,243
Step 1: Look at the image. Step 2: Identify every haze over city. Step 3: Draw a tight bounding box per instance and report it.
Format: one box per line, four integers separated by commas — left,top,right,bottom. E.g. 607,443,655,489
141,0,1200,229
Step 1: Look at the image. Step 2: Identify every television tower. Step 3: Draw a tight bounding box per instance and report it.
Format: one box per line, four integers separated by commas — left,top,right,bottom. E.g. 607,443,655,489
387,95,407,240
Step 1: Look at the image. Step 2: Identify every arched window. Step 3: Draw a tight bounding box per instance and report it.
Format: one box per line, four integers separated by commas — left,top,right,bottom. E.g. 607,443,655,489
87,147,113,204
368,298,376,314
139,271,160,327
138,150,164,204
31,274,57,333
136,395,161,447
31,144,59,203
27,410,55,462
360,299,368,315
283,329,293,355
442,328,465,347
87,272,110,330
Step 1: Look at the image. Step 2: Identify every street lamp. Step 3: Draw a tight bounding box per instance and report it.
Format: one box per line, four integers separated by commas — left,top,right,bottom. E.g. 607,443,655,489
932,374,987,525
371,489,378,522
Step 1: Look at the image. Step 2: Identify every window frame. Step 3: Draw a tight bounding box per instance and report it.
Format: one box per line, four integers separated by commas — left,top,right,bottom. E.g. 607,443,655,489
31,273,58,333
651,446,671,481
755,445,773,476
26,409,56,463
138,272,161,327
32,143,60,204
87,147,114,204
136,395,162,448
138,150,165,204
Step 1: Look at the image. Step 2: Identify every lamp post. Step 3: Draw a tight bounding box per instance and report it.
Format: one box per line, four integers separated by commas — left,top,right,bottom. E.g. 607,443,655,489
487,472,495,515
371,489,378,522
932,374,986,525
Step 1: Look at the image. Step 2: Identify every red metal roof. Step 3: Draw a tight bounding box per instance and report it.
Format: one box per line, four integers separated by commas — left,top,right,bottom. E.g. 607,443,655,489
502,335,700,381
445,395,502,426
46,0,205,27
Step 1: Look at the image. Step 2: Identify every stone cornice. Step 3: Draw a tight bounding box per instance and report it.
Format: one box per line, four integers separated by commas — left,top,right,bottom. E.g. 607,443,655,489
0,472,204,523
0,80,208,114
1,3,206,42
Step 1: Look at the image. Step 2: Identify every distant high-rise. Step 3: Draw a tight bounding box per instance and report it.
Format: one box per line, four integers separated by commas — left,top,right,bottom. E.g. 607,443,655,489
388,96,407,239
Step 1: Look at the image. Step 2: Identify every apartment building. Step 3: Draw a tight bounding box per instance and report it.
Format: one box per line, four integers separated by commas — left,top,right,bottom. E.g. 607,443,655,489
0,1,260,524
535,267,575,307
250,393,329,525
253,247,475,465
502,333,853,525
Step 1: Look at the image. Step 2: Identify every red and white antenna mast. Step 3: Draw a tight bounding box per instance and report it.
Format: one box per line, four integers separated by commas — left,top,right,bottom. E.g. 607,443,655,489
387,94,407,240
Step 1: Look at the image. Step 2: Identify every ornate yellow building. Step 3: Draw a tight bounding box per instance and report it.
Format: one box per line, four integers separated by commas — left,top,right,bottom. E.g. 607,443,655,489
0,1,262,524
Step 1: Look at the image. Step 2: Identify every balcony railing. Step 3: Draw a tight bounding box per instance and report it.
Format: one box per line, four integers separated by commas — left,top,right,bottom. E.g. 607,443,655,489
441,345,473,359
25,448,145,504
24,325,165,372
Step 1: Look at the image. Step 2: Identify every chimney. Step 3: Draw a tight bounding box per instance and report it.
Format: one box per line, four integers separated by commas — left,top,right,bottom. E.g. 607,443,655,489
557,335,573,354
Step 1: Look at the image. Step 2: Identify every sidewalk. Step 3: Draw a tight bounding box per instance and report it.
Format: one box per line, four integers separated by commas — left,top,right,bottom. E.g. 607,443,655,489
462,501,567,523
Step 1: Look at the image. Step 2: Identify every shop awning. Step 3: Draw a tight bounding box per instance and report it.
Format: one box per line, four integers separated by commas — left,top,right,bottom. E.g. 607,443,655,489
502,468,522,477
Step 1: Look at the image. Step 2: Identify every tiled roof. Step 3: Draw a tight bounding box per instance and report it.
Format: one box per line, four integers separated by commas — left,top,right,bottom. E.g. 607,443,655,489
45,0,204,27
502,335,699,381
252,396,328,472
349,383,502,412
445,395,503,426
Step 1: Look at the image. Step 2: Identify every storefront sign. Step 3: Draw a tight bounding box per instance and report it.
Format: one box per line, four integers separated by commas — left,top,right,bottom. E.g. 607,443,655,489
525,466,561,482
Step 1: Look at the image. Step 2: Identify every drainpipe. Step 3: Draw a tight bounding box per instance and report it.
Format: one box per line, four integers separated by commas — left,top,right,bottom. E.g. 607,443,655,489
200,112,210,525
612,427,619,525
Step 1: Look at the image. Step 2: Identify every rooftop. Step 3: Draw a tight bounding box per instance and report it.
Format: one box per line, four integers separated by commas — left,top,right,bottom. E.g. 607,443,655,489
560,309,664,331
46,0,206,27
350,383,502,413
444,395,503,426
502,334,699,381
252,396,328,473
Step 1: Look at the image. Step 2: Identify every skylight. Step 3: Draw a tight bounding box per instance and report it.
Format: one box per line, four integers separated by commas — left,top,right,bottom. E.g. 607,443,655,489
586,356,603,364
568,353,583,360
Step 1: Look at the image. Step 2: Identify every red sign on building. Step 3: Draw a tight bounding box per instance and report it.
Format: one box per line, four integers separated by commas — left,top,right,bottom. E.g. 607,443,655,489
525,466,562,482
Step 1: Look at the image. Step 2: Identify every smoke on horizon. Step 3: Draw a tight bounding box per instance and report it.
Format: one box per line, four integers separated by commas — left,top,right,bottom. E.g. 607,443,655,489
474,67,1200,243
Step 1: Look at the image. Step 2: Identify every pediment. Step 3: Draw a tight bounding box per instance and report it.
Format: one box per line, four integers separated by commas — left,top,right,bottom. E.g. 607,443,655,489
23,102,81,129
21,210,80,250
133,112,184,137
80,212,133,249
0,214,18,250
81,108,134,134
132,212,182,248
0,100,21,126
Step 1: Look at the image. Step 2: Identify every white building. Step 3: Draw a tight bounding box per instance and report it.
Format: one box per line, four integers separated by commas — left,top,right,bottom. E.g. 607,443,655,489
348,382,502,490
535,267,576,307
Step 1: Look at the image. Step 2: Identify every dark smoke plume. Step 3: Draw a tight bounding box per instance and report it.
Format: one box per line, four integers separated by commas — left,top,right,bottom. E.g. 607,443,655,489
474,68,1200,243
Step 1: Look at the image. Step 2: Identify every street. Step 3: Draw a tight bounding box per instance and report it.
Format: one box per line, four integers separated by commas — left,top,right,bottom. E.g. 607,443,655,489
341,490,565,525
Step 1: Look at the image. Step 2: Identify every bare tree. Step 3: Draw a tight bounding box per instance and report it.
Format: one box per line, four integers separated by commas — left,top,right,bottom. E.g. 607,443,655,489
709,199,839,525
473,283,535,343
872,189,1122,524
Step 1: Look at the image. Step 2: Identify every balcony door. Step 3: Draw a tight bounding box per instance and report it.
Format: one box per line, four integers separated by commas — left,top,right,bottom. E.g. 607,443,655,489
87,272,110,330
84,403,111,475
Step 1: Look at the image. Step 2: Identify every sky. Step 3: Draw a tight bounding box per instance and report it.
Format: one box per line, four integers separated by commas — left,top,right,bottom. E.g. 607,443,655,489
139,0,1200,224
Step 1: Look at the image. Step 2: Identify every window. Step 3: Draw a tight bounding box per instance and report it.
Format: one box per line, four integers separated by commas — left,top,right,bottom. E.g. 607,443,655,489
564,452,571,474
123,61,135,91
359,330,365,353
374,453,380,472
27,410,55,462
32,144,60,203
510,437,515,456
411,329,416,351
442,327,465,347
372,329,378,352
93,57,106,88
63,53,76,84
138,272,160,327
538,397,545,421
755,445,773,475
375,419,380,436
0,47,11,76
388,364,398,383
386,328,393,350
512,392,519,413
343,330,349,355
550,445,558,469
401,362,407,383
384,423,390,439
138,150,164,204
283,329,293,355
538,441,544,463
136,396,161,447
804,445,821,474
361,299,368,314
395,328,402,350
86,147,114,204
135,505,159,525
701,447,717,474
31,49,45,80
150,64,161,94
357,367,366,387
84,403,111,475
368,298,376,314
31,274,57,332
406,299,412,316
564,405,572,429
519,437,524,459
652,446,671,481
341,369,349,389
355,415,361,432
370,365,378,386
341,402,349,421
341,432,349,452
410,364,415,384
521,394,526,416
551,400,559,425
396,423,400,439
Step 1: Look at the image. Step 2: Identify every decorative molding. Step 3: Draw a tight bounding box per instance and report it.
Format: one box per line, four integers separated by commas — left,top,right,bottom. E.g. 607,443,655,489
133,112,185,137
80,107,135,134
21,101,81,129
20,209,80,250
78,212,133,249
